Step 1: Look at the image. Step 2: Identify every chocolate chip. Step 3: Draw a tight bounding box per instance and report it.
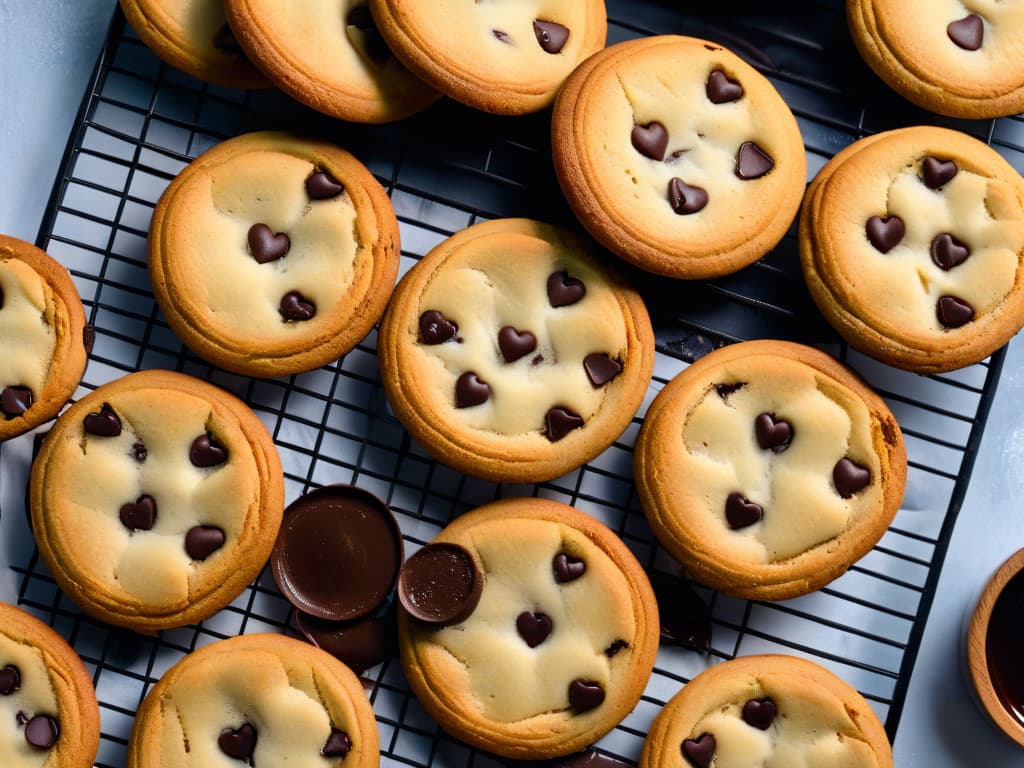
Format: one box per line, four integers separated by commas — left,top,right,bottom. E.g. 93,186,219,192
0,386,32,419
218,723,257,761
833,457,871,498
742,697,777,730
725,492,762,529
306,171,345,200
398,542,482,624
190,433,228,468
715,382,745,399
735,141,774,179
568,680,604,714
185,526,226,561
547,270,586,307
651,571,711,653
279,290,316,322
24,715,59,750
604,639,628,657
248,223,290,264
937,295,975,328
132,442,147,462
419,309,458,344
922,156,958,189
668,178,709,215
83,325,95,354
631,122,669,161
212,22,244,55
706,69,744,103
295,606,397,674
0,665,20,695
493,29,511,43
533,20,569,53
84,402,121,436
584,354,622,387
119,495,157,532
865,215,905,253
553,553,585,583
15,710,28,726
544,406,584,442
755,412,793,453
323,728,352,758
455,372,490,408
681,733,716,768
948,13,984,50
532,354,544,365
498,326,538,363
930,232,970,270
516,611,553,648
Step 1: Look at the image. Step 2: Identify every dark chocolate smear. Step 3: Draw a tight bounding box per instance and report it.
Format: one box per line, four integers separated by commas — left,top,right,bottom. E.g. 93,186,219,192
455,372,490,408
631,122,669,161
498,326,538,363
119,495,157,532
930,232,970,270
725,492,763,529
0,665,20,695
553,553,585,583
742,697,777,730
568,679,604,714
24,715,59,750
218,723,257,761
651,571,712,653
248,223,290,264
419,310,459,344
584,354,621,387
544,406,584,442
516,611,553,648
84,402,121,436
833,457,871,498
533,20,569,53
398,543,482,624
754,412,793,453
323,728,352,758
706,69,744,103
295,604,397,674
0,386,32,419
937,295,975,328
922,156,958,189
682,733,716,768
735,141,774,179
547,270,586,307
279,290,316,322
185,526,225,561
866,215,905,253
190,433,228,468
668,177,709,215
306,171,345,200
948,13,984,51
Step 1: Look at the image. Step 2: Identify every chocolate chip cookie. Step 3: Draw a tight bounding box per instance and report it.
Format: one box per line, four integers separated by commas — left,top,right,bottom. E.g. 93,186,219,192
397,498,659,759
377,218,654,483
29,369,284,633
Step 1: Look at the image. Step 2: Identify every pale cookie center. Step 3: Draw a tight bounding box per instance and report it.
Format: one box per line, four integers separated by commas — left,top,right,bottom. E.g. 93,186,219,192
0,260,57,419
0,634,61,765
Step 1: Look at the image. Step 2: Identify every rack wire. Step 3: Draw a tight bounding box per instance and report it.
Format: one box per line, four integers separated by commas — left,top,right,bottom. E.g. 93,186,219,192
0,1,1019,765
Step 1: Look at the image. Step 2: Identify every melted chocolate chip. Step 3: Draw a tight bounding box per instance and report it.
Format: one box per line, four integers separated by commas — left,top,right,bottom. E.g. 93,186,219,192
544,406,584,442
279,291,317,322
547,271,586,307
212,22,244,55
937,295,975,328
0,665,20,695
516,611,553,648
295,604,397,674
185,526,225,561
218,723,257,761
248,223,291,264
24,715,59,750
922,156,958,189
742,697,777,730
651,571,711,652
419,310,458,344
833,457,871,498
735,142,774,180
584,354,621,387
131,442,147,462
631,122,669,161
533,20,569,53
190,433,228,468
119,495,157,532
604,639,628,657
568,680,604,714
498,326,538,363
866,215,905,253
754,412,793,453
681,733,716,768
0,386,32,419
706,69,744,103
455,372,491,408
725,492,762,529
323,728,352,758
84,402,121,436
398,543,482,624
986,568,1024,724
715,382,745,399
948,13,984,51
306,171,345,200
668,178,709,215
930,232,970,270
493,29,511,43
553,553,585,583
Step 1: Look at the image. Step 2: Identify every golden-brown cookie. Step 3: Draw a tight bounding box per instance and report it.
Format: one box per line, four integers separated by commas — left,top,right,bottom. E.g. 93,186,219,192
640,655,893,768
0,235,88,442
0,601,100,768
397,498,659,759
377,218,654,484
552,35,806,279
800,126,1024,373
127,633,378,767
634,340,906,601
149,131,400,377
30,369,284,633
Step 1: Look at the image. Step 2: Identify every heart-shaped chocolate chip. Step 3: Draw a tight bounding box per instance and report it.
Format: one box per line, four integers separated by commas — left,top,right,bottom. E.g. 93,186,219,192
119,495,157,532
631,121,669,161
218,723,257,761
922,156,958,189
553,553,585,583
735,141,774,180
833,457,871,498
568,679,605,714
322,728,352,758
0,386,32,419
24,714,59,750
279,291,316,322
516,611,553,648
547,270,586,307
455,372,490,408
742,697,777,730
544,406,584,442
190,433,228,468
668,178,709,215
725,492,763,530
866,215,905,253
948,13,984,51
84,402,121,436
419,310,458,344
185,526,226,561
681,732,716,768
584,354,622,387
498,326,538,363
930,232,970,270
306,171,345,200
754,412,793,453
248,223,291,264
936,295,975,328
533,20,569,53
0,665,20,695
706,69,744,103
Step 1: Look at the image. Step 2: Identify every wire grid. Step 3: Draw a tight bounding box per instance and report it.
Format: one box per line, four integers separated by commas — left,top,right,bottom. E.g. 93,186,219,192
0,1,1018,765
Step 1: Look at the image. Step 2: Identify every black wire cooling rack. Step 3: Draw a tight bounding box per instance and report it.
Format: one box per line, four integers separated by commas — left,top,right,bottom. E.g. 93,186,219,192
1,1,1020,766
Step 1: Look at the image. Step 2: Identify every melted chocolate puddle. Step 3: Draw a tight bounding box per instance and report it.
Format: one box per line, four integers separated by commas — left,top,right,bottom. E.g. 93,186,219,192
988,569,1024,725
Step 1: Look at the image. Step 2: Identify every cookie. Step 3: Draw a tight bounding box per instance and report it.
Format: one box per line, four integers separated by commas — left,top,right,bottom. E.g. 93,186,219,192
397,498,660,759
634,340,906,601
0,235,88,442
800,126,1024,373
377,218,654,483
847,0,1024,119
367,0,607,115
640,655,893,768
223,0,440,123
149,131,400,377
29,369,284,633
127,633,378,767
119,0,270,89
552,35,806,279
0,601,100,767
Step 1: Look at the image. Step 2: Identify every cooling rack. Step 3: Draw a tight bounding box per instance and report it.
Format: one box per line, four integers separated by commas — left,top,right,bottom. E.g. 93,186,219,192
0,1,1019,766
